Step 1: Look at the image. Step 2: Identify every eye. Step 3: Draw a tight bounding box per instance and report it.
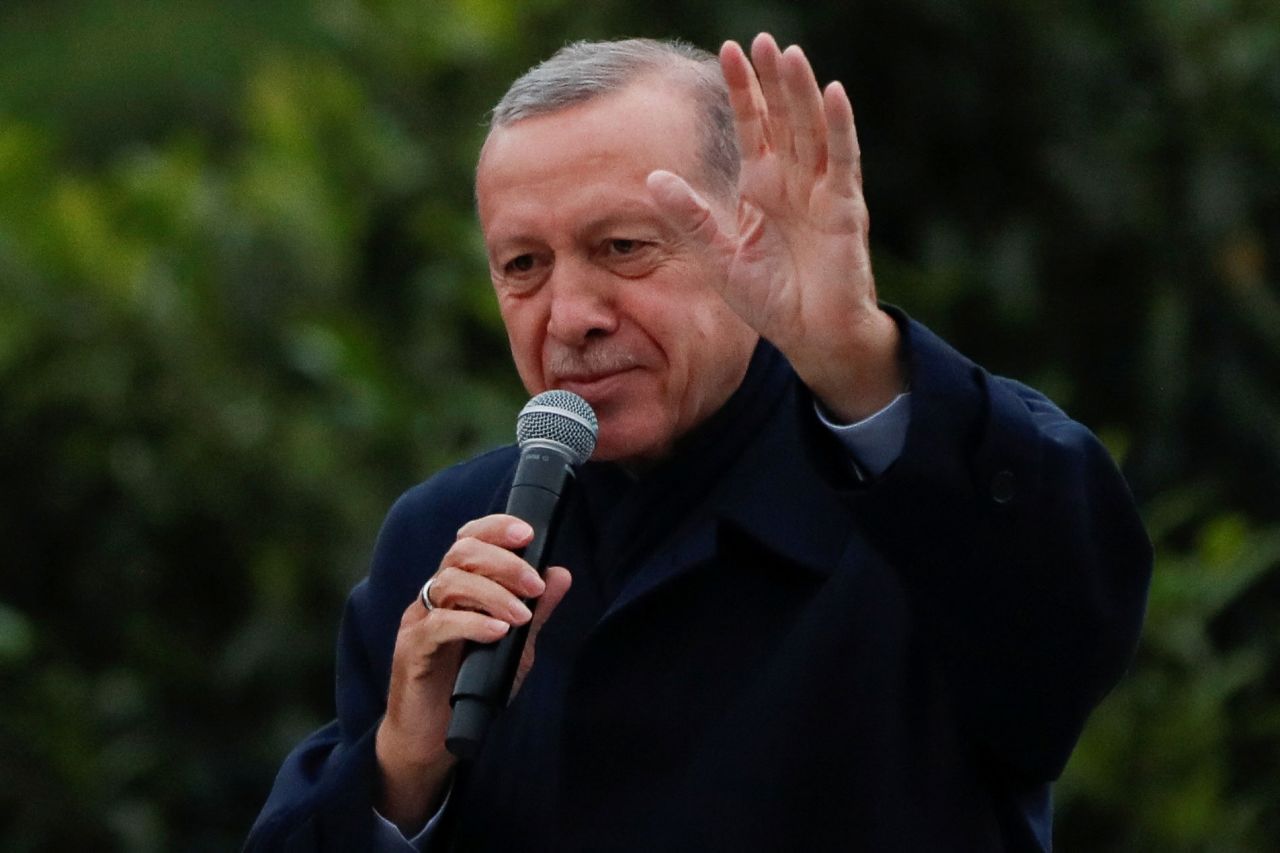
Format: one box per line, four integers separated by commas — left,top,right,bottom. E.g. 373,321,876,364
494,250,549,292
506,253,535,273
602,238,656,261
598,236,659,277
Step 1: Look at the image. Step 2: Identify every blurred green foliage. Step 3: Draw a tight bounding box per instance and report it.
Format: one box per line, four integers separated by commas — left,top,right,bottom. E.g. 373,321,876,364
0,0,1276,850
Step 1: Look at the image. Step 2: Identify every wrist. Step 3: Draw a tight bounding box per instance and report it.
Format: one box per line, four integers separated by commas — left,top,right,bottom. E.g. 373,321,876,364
375,720,455,833
792,307,905,423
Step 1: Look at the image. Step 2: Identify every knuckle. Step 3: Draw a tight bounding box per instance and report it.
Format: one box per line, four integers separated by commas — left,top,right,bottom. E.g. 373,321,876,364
455,515,493,540
446,536,476,561
455,537,496,570
418,610,462,648
433,579,464,609
456,516,485,537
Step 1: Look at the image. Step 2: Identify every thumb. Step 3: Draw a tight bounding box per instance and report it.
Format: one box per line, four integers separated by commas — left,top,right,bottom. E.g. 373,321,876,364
511,565,572,699
646,170,733,256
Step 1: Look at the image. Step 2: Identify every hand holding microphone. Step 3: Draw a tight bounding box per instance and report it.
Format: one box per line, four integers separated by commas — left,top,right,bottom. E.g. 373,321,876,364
447,390,598,758
374,391,596,830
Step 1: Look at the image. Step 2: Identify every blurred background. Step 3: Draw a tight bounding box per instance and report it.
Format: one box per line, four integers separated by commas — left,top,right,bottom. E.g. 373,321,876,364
1,0,1277,849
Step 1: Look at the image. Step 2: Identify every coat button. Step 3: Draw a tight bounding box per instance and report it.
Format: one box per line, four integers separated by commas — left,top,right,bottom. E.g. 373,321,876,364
991,469,1016,504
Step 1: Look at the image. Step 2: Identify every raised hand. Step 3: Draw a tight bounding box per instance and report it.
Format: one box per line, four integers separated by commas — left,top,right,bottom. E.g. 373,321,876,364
647,33,904,422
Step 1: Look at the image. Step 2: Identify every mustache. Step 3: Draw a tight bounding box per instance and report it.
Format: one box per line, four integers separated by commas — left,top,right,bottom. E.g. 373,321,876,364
546,345,643,378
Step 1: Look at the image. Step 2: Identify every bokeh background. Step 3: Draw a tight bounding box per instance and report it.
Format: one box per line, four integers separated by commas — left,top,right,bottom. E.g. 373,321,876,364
1,0,1278,849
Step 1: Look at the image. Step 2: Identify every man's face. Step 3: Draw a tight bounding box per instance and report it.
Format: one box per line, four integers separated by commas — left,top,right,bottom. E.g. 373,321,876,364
476,79,758,463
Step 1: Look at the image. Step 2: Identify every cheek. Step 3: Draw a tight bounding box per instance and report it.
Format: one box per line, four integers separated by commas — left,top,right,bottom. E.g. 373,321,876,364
634,283,726,373
498,300,549,393
678,304,757,404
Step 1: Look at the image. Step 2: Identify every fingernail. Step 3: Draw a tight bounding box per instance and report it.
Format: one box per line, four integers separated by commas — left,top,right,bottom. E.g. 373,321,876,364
523,574,546,596
487,618,510,634
513,602,533,623
508,521,533,540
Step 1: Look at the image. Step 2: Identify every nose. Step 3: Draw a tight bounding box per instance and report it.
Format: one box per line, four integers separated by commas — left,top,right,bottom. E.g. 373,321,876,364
545,259,618,347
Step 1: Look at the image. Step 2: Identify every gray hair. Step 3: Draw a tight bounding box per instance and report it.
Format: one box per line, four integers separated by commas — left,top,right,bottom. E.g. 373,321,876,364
489,38,740,197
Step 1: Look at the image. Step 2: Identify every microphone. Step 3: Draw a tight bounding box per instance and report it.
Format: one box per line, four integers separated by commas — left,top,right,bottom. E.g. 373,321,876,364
445,389,598,759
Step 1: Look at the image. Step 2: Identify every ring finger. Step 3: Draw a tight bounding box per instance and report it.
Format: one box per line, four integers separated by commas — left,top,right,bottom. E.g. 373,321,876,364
424,565,533,624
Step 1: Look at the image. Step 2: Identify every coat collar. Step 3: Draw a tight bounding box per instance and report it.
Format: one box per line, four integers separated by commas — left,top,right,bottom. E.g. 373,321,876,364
713,382,856,578
600,369,855,622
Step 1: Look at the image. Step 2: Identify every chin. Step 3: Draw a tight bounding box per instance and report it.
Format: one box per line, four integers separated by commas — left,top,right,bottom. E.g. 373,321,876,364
589,419,674,465
591,441,663,465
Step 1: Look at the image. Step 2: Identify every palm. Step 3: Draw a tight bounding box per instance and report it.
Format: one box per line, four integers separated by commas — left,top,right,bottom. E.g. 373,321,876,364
725,148,870,348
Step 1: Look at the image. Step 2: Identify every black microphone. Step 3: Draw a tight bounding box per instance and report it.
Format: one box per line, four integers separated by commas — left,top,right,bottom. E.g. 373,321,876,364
445,389,598,759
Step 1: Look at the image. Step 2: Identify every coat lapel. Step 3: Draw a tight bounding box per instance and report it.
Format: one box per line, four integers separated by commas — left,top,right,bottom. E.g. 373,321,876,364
601,379,855,623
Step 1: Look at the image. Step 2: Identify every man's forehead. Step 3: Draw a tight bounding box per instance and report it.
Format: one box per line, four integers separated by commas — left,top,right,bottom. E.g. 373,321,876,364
475,81,707,218
478,76,703,170
480,195,676,249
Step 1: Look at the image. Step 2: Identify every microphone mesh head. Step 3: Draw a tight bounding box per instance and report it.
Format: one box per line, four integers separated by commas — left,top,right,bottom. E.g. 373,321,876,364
516,390,598,464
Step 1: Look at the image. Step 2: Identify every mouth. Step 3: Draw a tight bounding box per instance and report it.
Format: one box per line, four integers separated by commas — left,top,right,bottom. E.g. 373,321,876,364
553,368,639,401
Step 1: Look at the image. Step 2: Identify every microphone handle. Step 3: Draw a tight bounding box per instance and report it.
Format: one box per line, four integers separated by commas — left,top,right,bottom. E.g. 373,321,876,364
446,447,575,759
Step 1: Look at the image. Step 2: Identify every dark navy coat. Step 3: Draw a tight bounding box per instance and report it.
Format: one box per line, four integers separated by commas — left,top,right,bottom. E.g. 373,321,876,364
247,316,1152,851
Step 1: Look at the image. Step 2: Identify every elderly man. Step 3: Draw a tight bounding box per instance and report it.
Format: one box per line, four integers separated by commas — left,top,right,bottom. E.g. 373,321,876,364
248,35,1150,851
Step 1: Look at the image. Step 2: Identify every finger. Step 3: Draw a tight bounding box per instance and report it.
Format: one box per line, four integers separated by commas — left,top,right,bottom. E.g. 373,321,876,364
529,566,572,635
445,536,546,597
750,33,792,160
407,607,511,652
514,566,572,697
719,40,769,158
823,81,862,195
456,514,535,550
780,45,828,172
431,565,533,624
647,170,734,258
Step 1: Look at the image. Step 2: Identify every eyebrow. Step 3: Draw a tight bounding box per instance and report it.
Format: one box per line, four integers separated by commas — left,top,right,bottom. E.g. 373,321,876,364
484,199,675,256
579,205,673,240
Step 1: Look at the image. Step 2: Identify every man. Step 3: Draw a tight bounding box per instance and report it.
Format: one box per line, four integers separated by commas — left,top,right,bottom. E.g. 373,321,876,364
248,35,1151,851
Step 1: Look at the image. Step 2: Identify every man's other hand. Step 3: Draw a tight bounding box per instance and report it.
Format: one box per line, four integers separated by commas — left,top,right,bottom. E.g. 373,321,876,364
647,33,905,422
